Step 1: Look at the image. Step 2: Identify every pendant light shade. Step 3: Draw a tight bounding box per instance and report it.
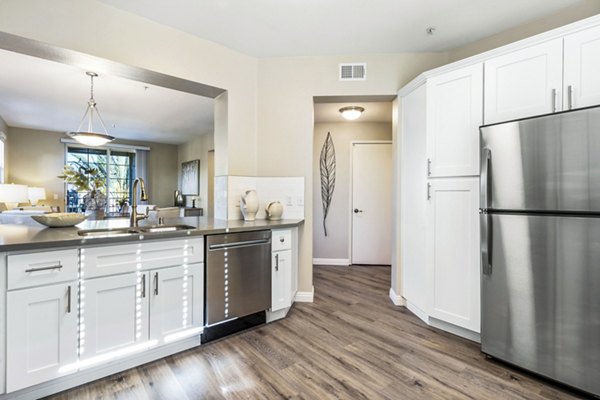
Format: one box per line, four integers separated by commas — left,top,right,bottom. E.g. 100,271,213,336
69,72,115,146
339,106,365,121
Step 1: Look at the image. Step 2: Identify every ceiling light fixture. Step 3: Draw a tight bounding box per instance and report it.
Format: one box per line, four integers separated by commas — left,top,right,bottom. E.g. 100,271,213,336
69,72,115,147
339,106,365,121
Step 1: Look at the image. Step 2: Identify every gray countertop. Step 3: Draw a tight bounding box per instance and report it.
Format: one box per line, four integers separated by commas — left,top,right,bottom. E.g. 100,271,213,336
0,217,304,253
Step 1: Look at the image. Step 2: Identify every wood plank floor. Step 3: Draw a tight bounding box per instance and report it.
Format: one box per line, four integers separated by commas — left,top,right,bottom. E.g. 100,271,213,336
46,265,583,399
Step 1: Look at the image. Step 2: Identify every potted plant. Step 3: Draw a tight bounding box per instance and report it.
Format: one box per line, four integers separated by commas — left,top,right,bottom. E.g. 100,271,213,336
58,164,107,219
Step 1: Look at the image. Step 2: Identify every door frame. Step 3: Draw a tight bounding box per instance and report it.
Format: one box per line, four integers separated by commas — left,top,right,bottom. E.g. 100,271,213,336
349,140,393,265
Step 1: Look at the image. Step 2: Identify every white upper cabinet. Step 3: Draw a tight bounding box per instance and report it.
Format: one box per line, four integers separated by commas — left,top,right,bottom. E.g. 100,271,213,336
426,63,483,177
484,38,563,124
564,25,600,110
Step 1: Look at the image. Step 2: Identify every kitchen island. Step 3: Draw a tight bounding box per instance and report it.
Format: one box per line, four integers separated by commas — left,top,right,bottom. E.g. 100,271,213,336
0,217,303,400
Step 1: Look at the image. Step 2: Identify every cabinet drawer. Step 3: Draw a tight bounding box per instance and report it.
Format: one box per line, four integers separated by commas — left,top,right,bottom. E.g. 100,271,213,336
272,229,292,251
8,249,79,290
83,237,204,278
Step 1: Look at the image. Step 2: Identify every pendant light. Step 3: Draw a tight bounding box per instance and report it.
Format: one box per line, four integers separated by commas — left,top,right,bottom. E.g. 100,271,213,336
339,106,365,121
68,72,115,147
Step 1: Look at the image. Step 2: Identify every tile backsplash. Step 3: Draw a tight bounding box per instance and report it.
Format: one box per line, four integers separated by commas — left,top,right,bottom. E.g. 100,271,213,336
215,175,304,221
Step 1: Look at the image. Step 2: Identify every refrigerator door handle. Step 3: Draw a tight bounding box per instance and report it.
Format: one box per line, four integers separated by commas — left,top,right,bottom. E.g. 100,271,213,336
481,213,492,275
481,147,491,209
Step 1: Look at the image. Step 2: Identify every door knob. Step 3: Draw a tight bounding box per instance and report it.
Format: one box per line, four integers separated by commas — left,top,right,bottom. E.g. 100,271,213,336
354,209,363,213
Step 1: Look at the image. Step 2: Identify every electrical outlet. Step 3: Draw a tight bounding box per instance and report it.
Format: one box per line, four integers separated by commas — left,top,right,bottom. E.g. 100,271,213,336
53,193,58,200
297,196,304,206
286,196,293,206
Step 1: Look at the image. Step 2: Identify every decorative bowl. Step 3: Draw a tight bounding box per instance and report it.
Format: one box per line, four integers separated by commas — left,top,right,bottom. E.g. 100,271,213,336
31,213,88,228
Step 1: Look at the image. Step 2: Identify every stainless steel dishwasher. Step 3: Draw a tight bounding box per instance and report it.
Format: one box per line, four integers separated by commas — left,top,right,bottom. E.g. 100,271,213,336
205,230,271,326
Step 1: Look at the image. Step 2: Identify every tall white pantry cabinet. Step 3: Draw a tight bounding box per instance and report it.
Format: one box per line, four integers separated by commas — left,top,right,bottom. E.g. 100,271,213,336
399,17,600,340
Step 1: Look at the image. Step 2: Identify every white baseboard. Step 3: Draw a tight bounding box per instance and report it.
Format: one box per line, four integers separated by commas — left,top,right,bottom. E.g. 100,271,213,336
294,286,314,302
388,287,406,306
406,301,430,325
429,317,481,343
313,258,350,266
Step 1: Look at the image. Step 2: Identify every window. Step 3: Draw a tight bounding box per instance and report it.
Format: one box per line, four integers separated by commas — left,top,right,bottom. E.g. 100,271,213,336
0,133,5,184
66,146,135,213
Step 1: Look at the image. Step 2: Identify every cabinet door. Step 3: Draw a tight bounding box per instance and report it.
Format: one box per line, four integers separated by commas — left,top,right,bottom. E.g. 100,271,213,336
564,25,600,110
426,63,483,177
401,84,430,313
81,273,149,364
271,250,292,312
484,39,563,124
149,264,203,343
428,178,480,333
7,282,78,392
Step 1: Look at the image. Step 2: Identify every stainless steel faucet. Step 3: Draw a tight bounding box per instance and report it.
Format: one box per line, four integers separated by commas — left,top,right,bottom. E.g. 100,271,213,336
130,178,148,228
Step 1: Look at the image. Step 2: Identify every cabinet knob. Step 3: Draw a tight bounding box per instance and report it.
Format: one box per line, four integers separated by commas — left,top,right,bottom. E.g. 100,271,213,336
280,237,285,243
354,209,363,214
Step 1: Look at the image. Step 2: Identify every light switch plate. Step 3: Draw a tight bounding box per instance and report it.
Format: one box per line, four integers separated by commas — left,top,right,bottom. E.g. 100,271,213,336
297,196,304,206
286,196,293,206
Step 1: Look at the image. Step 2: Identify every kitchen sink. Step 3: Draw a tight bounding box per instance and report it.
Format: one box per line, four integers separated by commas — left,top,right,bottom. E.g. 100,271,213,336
77,228,141,237
77,224,195,238
138,224,195,233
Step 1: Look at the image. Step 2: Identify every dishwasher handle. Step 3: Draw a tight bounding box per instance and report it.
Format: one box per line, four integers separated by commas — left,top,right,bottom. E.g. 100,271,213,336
208,238,270,251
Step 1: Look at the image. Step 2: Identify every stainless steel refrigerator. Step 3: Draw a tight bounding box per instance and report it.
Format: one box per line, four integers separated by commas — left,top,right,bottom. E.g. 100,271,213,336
480,105,600,397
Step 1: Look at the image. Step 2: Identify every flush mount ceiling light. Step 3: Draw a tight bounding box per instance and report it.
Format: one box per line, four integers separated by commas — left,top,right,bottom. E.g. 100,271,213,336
68,72,115,147
339,106,365,121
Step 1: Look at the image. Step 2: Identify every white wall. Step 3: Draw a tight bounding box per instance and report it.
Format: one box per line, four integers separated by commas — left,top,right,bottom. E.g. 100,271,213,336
447,0,600,61
178,132,214,210
313,122,392,263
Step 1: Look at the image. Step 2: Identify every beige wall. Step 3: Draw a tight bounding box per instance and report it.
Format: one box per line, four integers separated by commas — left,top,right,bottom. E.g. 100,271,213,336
178,132,214,211
6,127,66,208
6,127,179,209
257,53,447,292
448,1,600,61
313,122,392,261
0,0,258,177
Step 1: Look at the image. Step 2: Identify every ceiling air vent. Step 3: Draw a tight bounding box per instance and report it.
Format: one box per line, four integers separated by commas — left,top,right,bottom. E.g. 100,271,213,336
339,63,366,81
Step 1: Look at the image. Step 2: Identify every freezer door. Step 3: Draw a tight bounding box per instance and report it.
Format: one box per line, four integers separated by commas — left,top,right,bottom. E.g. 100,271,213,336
480,106,600,212
481,213,600,396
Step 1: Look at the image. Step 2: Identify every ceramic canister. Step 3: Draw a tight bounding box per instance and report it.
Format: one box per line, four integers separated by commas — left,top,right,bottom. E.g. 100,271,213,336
266,201,284,220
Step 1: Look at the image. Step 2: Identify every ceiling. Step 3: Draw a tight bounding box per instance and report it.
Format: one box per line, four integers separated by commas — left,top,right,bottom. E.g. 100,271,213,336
0,49,214,145
100,0,584,57
314,102,392,124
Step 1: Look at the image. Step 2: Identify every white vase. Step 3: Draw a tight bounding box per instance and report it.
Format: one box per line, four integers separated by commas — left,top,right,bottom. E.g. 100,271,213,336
265,201,284,220
240,189,259,221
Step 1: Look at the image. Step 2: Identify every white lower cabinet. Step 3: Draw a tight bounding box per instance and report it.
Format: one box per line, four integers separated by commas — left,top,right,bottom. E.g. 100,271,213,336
6,281,78,392
82,263,204,365
271,250,292,312
81,272,150,364
149,264,203,343
427,178,480,333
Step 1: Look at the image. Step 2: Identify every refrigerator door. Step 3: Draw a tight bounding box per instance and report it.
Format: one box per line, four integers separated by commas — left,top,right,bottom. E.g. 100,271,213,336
481,213,600,396
480,106,600,212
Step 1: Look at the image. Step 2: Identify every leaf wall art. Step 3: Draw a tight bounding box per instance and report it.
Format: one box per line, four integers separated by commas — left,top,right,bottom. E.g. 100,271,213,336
320,132,336,236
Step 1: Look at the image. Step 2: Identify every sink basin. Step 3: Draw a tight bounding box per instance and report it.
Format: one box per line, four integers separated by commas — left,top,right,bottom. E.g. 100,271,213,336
138,224,195,233
78,228,140,237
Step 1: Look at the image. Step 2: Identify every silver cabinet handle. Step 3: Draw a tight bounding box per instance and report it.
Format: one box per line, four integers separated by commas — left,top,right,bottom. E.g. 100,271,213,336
427,158,432,176
25,264,62,273
481,147,492,209
67,285,72,313
481,213,493,275
568,85,574,110
551,88,558,113
141,274,146,298
275,253,279,271
426,183,432,200
154,272,159,296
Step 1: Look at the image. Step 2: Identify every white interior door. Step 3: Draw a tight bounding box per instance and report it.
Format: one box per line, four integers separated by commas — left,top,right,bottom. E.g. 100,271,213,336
351,142,392,265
